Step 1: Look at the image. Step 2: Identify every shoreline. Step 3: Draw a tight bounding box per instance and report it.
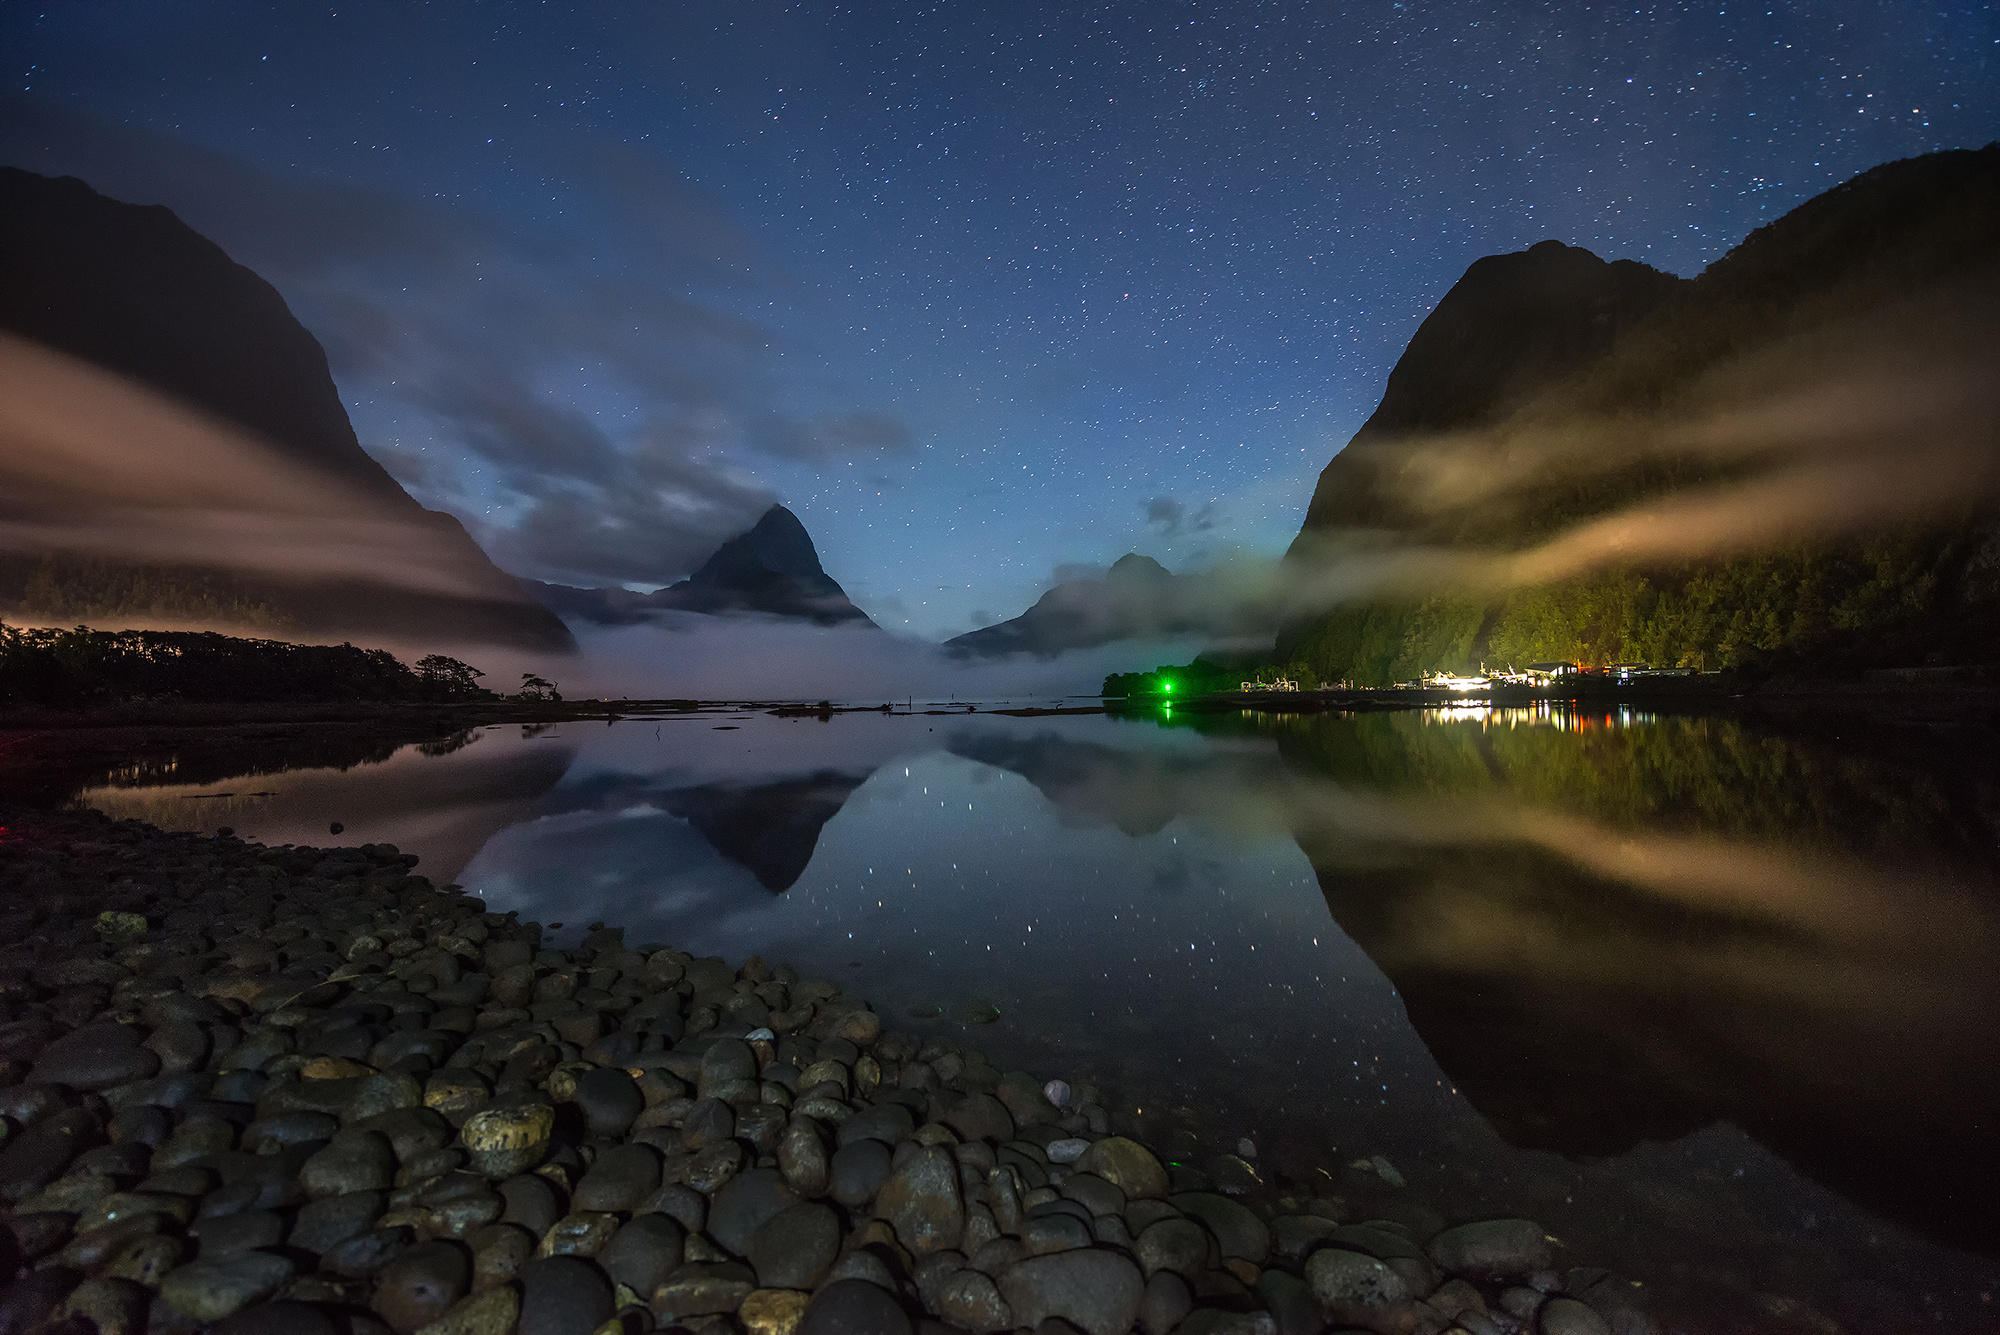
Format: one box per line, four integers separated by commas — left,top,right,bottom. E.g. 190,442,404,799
0,802,1663,1335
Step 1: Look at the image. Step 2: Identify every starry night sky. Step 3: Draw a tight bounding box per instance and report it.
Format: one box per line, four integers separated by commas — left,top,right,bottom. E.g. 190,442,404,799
3,2,1994,638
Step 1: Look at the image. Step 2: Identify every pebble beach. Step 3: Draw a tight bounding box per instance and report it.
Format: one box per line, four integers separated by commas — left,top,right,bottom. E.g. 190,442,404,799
0,804,1657,1335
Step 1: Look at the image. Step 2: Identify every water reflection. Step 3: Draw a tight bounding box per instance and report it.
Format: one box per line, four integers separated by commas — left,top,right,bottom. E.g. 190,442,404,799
40,703,2000,1327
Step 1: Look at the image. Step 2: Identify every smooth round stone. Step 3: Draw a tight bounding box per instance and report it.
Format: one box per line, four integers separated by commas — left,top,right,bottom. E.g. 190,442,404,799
243,1111,342,1153
571,1143,661,1212
0,1265,80,1333
459,1100,554,1177
400,1285,517,1335
497,1174,563,1237
682,1097,736,1150
290,1190,388,1255
53,1275,151,1335
998,1248,1145,1335
517,1255,613,1335
371,1240,472,1333
1059,1173,1126,1219
300,1130,395,1198
747,1201,839,1289
1045,1138,1089,1165
1304,1246,1411,1322
1169,1193,1271,1264
1541,1296,1614,1335
538,1211,619,1258
836,1102,915,1148
828,1139,892,1208
942,1093,1015,1144
709,1168,802,1257
190,1209,288,1257
32,1022,160,1091
740,1288,812,1335
211,1299,344,1335
699,1038,758,1093
1023,1211,1093,1254
1075,1137,1168,1199
572,1067,641,1139
1426,1219,1555,1279
1135,1219,1212,1279
799,1278,914,1335
470,1223,537,1290
599,1213,686,1296
874,1145,964,1256
1140,1268,1193,1335
0,1106,104,1198
778,1118,830,1196
159,1251,298,1322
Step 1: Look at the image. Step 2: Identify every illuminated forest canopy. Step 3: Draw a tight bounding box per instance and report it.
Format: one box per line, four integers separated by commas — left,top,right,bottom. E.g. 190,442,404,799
1277,147,2000,685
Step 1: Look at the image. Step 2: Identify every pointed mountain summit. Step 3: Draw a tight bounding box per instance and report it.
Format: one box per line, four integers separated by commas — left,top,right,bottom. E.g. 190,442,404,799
944,552,1182,659
530,505,876,627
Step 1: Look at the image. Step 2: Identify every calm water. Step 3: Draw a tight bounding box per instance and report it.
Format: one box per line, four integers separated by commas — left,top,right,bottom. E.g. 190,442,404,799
58,704,2000,1331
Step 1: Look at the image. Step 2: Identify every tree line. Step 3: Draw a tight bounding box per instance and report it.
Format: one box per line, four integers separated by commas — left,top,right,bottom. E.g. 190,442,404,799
0,621,494,708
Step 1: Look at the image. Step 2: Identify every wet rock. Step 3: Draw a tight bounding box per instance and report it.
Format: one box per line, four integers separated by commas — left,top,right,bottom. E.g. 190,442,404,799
211,1299,345,1335
1268,1214,1343,1263
875,1144,965,1255
999,1248,1145,1335
740,1287,813,1335
1427,1219,1555,1279
190,1209,288,1257
470,1223,536,1290
572,1066,642,1139
372,1240,472,1333
779,1116,831,1196
517,1254,613,1335
829,1138,893,1208
538,1210,620,1258
159,1250,298,1322
710,1167,803,1256
53,1275,150,1335
301,1129,396,1197
1540,1295,1614,1335
1139,1269,1194,1335
459,1099,553,1177
651,1261,757,1322
1046,1137,1089,1164
943,1092,1015,1144
292,1189,388,1255
1136,1218,1212,1278
407,1285,517,1335
572,1142,661,1212
0,1264,81,1333
599,1213,685,1297
1304,1246,1410,1324
1170,1192,1271,1264
32,1021,161,1091
748,1201,840,1288
497,1173,563,1236
1077,1136,1168,1199
800,1278,914,1335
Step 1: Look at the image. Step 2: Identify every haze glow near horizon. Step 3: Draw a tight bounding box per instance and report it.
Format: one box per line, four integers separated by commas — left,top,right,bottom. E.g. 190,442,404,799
2,1,1993,638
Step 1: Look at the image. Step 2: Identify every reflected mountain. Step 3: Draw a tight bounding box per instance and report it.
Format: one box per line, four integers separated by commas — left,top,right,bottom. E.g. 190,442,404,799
531,766,873,894
1013,708,2000,1256
658,771,870,891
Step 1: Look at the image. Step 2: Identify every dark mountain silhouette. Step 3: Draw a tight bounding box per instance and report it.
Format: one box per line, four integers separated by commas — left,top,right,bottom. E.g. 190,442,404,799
1279,144,2000,682
527,505,876,629
0,167,573,650
944,553,1185,659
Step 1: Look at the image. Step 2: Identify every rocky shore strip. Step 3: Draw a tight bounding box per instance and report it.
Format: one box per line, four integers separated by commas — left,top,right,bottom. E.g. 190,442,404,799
0,805,1656,1335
